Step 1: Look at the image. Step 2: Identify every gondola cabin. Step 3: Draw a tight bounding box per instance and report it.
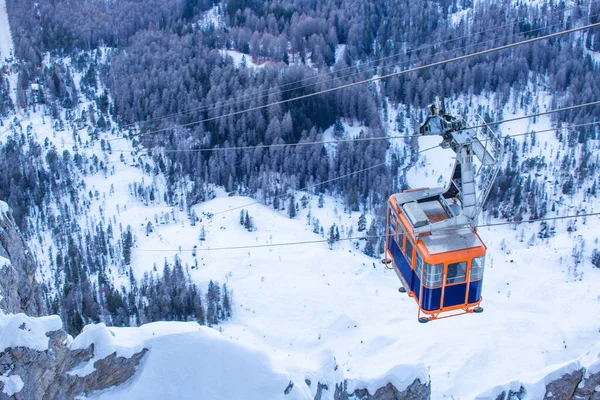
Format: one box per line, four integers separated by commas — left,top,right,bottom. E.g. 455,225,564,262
385,189,486,322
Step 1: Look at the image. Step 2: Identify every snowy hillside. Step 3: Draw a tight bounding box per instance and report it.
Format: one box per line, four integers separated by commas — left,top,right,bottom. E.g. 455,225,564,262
0,0,13,62
1,67,600,397
107,196,600,399
3,105,600,399
1,0,600,398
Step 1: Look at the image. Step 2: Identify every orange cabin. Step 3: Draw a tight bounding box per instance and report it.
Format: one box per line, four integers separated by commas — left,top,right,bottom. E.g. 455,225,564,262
385,192,486,322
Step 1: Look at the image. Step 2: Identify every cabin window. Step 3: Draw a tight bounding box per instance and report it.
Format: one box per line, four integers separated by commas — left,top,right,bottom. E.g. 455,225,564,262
416,252,423,278
471,256,485,281
446,262,467,284
405,238,414,266
423,263,443,287
395,222,403,247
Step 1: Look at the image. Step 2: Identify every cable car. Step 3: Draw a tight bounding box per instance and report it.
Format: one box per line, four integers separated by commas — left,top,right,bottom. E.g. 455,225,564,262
386,189,487,322
384,98,503,322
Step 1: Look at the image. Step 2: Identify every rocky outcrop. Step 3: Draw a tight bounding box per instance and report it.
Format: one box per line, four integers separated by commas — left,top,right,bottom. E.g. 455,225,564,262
0,202,45,316
346,379,431,400
0,327,146,400
573,369,600,400
494,368,600,400
544,369,584,399
322,378,430,400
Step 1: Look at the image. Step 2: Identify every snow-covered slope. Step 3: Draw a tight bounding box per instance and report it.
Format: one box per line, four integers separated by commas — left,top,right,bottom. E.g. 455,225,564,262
220,49,270,69
2,94,600,398
91,321,314,400
477,342,600,399
0,310,428,399
0,3,599,391
122,193,600,399
0,0,13,62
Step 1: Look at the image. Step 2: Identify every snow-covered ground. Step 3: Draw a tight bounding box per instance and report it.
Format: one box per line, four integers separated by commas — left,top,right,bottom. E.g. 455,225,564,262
0,0,17,109
0,311,427,400
221,49,270,69
0,309,597,399
0,10,598,391
335,44,346,64
478,342,600,399
0,0,13,62
124,193,600,399
321,118,369,157
197,5,224,31
2,91,600,398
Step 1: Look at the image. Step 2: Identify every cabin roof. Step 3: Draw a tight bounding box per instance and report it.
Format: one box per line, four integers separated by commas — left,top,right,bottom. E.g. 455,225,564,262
390,190,484,254
421,227,482,255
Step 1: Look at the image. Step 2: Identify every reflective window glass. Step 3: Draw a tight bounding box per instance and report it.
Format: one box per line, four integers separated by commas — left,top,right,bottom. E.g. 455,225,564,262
416,252,423,277
446,262,467,284
395,223,403,247
405,238,413,266
471,256,485,281
423,263,443,287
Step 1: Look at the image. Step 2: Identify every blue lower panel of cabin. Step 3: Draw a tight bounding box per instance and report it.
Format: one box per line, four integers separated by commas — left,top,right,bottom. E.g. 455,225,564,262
388,239,412,289
443,284,467,307
387,235,484,311
410,275,421,301
421,287,442,311
468,280,483,303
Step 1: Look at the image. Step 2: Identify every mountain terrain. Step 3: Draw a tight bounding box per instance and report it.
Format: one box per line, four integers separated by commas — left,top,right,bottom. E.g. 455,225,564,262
0,0,600,398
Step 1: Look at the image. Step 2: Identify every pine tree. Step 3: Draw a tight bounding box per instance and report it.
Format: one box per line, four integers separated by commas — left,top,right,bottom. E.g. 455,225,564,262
312,218,320,234
145,221,153,236
357,214,367,232
300,195,308,208
273,188,280,210
288,195,296,218
122,226,133,265
318,194,324,208
206,280,221,326
244,211,252,231
327,224,338,248
333,119,345,137
222,283,232,320
592,249,600,268
364,221,378,257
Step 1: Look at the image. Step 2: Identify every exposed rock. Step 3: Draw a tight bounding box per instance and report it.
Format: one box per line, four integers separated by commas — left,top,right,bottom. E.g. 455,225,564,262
494,386,526,400
0,202,45,316
329,378,430,400
573,369,600,400
314,382,329,400
0,327,146,400
284,380,294,395
491,363,600,400
544,369,584,399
